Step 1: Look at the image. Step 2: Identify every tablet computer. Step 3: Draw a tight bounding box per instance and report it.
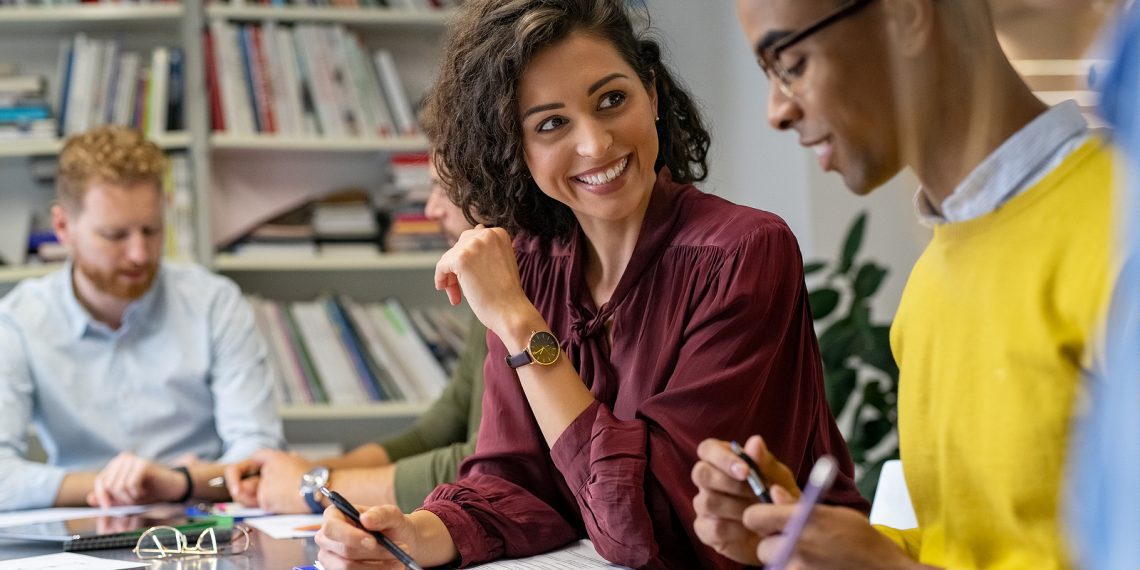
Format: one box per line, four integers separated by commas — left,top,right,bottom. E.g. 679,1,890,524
0,506,229,551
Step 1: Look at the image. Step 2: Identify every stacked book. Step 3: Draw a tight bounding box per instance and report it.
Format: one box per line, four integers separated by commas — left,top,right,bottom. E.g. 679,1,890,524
204,21,421,138
382,152,448,252
248,295,467,406
313,190,382,254
55,35,185,138
0,72,55,142
229,189,383,257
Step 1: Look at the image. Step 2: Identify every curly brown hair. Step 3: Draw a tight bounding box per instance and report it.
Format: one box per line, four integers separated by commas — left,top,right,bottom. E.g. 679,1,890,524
424,0,711,244
56,126,167,211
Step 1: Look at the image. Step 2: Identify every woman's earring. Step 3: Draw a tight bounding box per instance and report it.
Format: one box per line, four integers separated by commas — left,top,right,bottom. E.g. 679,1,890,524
655,115,660,122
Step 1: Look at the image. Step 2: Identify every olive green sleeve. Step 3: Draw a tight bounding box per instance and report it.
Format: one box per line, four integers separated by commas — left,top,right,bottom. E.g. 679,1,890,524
380,320,487,510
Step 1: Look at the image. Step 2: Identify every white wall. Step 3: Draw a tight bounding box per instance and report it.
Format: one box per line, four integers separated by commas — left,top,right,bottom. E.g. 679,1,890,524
646,1,928,319
645,1,814,252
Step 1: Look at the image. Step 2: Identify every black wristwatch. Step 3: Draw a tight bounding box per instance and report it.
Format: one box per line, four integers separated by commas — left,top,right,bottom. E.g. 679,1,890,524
505,330,561,369
299,466,330,514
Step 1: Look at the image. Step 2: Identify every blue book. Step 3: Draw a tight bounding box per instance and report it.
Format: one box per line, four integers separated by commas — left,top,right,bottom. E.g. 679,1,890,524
237,25,261,133
56,39,74,136
0,106,51,122
323,297,387,402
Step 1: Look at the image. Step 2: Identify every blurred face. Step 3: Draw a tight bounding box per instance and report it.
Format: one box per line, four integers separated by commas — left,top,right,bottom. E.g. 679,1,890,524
736,0,903,194
517,32,659,230
424,157,474,246
54,181,164,300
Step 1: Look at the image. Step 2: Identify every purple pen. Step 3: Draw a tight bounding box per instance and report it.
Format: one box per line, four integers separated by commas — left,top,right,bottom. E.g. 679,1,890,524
765,455,839,570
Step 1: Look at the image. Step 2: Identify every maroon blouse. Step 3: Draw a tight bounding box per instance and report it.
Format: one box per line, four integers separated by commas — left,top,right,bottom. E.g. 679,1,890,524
422,169,868,568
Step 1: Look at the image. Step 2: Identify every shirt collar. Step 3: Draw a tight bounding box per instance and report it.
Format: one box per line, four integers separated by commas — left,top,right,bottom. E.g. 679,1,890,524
915,100,1089,226
60,262,165,339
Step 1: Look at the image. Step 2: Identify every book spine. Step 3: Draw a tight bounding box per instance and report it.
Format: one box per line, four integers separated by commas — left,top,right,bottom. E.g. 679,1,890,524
203,30,226,132
324,297,387,401
250,25,277,134
238,25,263,133
282,302,326,403
147,46,170,138
166,47,184,132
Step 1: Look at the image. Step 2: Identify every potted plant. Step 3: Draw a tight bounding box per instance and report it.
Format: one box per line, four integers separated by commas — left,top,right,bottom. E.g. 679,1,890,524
807,212,899,499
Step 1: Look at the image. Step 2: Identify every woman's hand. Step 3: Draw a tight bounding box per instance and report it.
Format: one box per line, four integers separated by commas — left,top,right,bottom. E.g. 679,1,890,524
434,225,543,341
315,505,455,569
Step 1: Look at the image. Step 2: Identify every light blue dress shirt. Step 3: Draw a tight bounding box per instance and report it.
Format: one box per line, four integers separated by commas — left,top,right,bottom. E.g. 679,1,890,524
0,262,284,511
914,99,1090,225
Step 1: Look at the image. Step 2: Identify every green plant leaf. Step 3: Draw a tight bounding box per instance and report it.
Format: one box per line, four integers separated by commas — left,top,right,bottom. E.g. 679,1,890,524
838,212,868,274
862,383,888,411
825,366,858,414
860,417,894,444
853,262,888,300
855,451,900,502
809,288,841,320
818,319,857,370
850,300,871,330
804,261,828,276
860,325,899,379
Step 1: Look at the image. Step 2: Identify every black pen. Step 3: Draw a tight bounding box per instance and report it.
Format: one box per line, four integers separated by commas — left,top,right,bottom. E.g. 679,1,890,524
730,440,773,503
319,486,424,570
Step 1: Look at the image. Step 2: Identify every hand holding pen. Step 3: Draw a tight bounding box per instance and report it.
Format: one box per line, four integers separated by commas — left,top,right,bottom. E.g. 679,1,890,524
316,485,424,570
691,436,803,566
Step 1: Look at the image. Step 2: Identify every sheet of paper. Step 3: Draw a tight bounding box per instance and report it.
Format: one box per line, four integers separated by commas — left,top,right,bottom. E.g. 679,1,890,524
0,553,146,569
244,514,324,539
0,506,150,528
193,502,274,519
470,540,631,569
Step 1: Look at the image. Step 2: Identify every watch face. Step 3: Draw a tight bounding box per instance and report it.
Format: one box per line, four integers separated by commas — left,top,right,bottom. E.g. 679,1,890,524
528,331,560,365
302,467,329,491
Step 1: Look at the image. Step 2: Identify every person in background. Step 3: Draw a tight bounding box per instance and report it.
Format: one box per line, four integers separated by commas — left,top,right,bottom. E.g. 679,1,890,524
225,155,488,514
692,1,1117,568
314,0,866,568
0,125,283,511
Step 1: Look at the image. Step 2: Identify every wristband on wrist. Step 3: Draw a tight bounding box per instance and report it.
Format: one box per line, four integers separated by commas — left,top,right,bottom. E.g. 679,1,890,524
172,466,194,504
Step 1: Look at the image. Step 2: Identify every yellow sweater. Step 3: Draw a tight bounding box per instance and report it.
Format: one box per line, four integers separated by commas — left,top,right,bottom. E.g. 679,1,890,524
881,140,1114,569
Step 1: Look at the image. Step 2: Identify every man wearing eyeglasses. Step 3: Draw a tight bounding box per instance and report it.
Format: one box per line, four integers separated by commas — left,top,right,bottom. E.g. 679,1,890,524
0,126,283,511
692,1,1116,568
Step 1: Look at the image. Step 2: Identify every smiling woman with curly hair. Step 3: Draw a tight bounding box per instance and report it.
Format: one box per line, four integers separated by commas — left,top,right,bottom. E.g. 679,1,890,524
314,1,866,568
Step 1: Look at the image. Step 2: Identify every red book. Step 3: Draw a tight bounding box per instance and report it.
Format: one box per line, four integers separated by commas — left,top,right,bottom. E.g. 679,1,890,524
203,30,226,132
249,26,276,134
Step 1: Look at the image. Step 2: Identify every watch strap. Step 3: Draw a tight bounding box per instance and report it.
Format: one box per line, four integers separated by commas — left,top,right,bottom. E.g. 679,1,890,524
505,349,532,369
302,488,323,514
172,466,194,504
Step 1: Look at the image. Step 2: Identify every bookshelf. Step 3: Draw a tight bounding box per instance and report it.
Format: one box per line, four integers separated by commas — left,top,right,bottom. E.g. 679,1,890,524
206,4,452,27
0,4,183,33
0,0,459,442
0,131,192,157
211,133,430,153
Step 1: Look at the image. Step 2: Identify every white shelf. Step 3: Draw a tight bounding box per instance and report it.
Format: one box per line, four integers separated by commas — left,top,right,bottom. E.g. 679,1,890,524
279,401,430,420
210,133,430,153
0,131,193,157
0,263,60,284
214,251,442,272
206,5,452,27
0,4,183,31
